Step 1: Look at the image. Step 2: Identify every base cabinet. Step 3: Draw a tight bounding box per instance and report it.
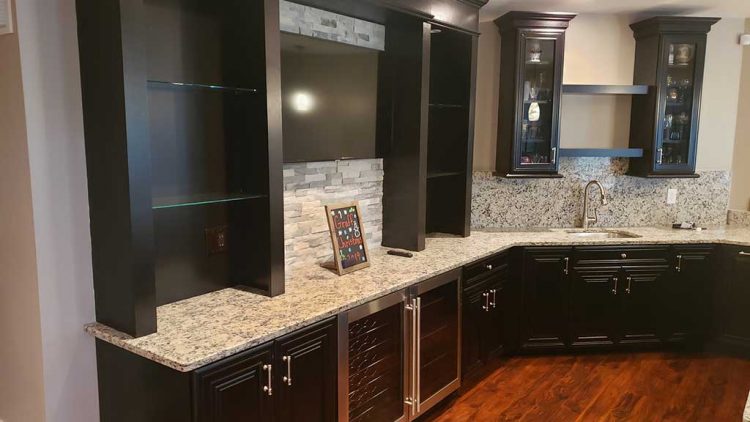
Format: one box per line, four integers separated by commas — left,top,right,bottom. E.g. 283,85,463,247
717,246,750,354
665,246,714,344
193,318,338,422
462,253,508,377
520,247,572,350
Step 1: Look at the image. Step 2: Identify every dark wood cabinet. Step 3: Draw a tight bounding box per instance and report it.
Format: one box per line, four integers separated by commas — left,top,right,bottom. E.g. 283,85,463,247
520,247,572,350
275,320,338,422
665,246,714,344
193,318,337,422
194,344,275,422
716,246,750,355
462,254,508,377
569,266,621,347
494,12,575,178
619,265,670,344
628,16,720,177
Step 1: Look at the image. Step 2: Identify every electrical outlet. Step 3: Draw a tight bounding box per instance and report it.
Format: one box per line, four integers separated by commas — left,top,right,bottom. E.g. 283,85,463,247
667,189,678,205
205,225,229,255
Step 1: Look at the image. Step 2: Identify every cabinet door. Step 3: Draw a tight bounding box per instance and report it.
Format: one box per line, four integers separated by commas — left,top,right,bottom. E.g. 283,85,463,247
667,247,713,343
511,30,565,175
569,266,620,347
718,247,750,351
275,318,337,422
414,272,460,414
193,344,274,422
652,34,707,176
619,265,670,344
484,273,506,358
462,281,489,377
520,248,572,350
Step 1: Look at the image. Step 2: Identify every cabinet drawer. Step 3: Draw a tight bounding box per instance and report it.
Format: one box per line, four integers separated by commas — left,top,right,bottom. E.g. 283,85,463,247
574,246,670,267
464,252,509,286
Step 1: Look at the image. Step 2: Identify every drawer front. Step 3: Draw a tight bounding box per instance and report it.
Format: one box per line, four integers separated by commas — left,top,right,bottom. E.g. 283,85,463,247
464,252,509,287
574,245,670,267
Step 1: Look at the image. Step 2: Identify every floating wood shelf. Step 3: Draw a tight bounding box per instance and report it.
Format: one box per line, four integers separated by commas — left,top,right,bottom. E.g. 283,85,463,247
562,84,650,95
559,148,644,158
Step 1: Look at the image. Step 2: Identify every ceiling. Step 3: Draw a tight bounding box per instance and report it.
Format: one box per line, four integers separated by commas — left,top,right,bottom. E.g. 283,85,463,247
480,0,750,21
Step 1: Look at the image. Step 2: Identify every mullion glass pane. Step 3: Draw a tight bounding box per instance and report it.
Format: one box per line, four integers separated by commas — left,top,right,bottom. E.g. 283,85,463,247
520,37,555,165
662,42,697,165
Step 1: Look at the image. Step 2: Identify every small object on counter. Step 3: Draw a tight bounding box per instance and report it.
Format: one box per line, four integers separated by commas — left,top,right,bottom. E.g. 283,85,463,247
673,222,697,230
324,201,370,275
387,249,413,258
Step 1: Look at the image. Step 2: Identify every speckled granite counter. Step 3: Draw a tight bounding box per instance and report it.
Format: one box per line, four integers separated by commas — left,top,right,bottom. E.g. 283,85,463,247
85,226,750,372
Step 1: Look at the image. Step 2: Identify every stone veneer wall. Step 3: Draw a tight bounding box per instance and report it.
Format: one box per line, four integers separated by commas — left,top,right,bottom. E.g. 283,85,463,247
728,209,750,227
472,157,731,228
284,159,383,272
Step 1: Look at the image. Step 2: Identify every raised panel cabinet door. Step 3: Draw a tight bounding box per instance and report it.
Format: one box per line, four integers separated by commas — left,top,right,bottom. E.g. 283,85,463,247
569,266,621,347
193,344,274,422
520,248,572,350
275,318,337,422
619,265,670,344
667,247,713,343
720,247,750,350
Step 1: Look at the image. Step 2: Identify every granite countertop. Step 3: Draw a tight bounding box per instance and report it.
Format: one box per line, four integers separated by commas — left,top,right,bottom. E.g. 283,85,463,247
85,226,750,372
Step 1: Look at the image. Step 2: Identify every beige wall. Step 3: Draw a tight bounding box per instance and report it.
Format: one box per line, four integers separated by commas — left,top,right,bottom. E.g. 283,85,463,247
730,18,750,210
474,14,745,172
0,1,47,420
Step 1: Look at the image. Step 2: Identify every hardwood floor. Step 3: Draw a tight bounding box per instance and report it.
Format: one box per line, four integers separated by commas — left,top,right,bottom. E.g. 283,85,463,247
421,352,750,421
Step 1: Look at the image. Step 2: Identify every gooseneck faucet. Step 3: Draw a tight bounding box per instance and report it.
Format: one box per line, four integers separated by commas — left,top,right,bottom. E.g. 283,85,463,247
582,180,608,229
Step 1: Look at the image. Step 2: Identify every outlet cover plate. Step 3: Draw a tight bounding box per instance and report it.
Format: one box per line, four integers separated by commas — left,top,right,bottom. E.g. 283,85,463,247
667,189,678,205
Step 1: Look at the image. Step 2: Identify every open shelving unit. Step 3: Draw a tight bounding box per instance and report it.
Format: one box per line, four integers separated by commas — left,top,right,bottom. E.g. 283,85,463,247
77,0,284,337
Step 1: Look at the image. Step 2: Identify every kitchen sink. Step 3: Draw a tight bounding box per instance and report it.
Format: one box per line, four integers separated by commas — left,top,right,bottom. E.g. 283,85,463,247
560,229,642,239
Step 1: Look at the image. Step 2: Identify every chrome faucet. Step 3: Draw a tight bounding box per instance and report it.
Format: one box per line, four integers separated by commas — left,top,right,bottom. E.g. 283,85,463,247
582,180,608,229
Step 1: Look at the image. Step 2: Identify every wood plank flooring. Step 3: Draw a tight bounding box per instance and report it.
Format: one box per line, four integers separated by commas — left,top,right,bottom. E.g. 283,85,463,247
421,352,750,422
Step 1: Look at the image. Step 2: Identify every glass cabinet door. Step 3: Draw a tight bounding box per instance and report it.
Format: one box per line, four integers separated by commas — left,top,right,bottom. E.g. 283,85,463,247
656,37,702,173
516,33,561,172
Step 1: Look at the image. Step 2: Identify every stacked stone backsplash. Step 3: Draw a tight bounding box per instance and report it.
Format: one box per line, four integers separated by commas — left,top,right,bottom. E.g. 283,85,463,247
472,157,731,228
284,159,383,272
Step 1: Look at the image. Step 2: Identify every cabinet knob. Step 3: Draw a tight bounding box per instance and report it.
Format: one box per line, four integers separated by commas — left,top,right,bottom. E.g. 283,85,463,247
621,253,628,259
486,264,493,271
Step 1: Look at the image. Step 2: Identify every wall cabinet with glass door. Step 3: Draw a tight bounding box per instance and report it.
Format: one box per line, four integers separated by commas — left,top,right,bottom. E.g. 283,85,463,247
494,12,575,178
628,16,720,177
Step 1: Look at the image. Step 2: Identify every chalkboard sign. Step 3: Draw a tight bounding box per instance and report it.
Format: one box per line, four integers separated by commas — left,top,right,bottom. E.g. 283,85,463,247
325,201,370,275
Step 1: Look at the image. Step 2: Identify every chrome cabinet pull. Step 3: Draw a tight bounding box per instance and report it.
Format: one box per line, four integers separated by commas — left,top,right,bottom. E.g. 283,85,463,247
282,355,292,386
675,255,683,272
621,253,628,259
657,148,664,165
262,364,273,396
485,263,493,271
490,289,497,309
415,297,421,414
625,276,632,295
563,257,570,275
551,147,558,164
611,277,619,295
405,298,418,414
482,292,490,312
739,251,750,257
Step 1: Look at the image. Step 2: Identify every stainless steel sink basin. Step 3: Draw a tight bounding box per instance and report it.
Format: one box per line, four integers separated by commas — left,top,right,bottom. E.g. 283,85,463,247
560,229,641,239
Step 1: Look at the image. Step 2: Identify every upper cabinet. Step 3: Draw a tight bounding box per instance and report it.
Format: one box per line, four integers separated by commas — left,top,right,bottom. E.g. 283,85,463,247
628,16,720,178
494,12,575,178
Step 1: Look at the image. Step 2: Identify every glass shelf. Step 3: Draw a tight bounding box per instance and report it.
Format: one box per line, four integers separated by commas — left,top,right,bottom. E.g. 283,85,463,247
147,80,259,94
429,103,467,109
152,193,267,210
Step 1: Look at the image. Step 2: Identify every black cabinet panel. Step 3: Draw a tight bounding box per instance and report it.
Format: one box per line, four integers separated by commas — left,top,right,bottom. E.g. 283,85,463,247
718,246,750,353
419,280,459,402
666,246,713,343
193,344,274,422
619,265,670,344
569,267,620,347
520,248,572,350
275,318,337,422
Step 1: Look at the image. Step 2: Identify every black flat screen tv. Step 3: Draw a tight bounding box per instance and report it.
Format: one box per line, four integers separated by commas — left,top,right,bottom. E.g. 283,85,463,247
281,32,381,163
